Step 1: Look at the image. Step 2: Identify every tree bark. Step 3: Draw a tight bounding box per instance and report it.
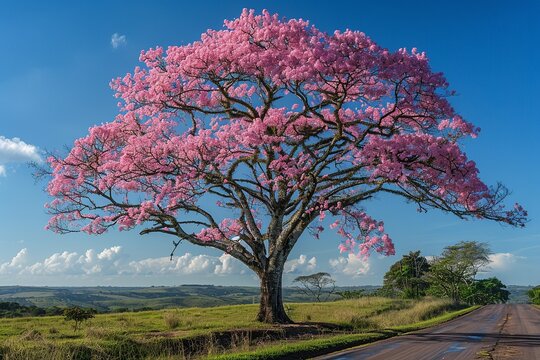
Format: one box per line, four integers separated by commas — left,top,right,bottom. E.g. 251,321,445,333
257,267,292,324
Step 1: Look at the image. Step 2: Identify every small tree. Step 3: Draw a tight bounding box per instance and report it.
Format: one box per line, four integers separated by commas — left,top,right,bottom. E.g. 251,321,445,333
294,272,336,302
64,306,95,331
383,251,430,298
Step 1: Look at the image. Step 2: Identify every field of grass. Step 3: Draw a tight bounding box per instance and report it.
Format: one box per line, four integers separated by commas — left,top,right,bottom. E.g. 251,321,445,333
0,297,472,359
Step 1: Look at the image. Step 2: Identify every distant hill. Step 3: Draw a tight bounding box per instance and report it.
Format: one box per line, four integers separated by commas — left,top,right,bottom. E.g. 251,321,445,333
0,285,381,312
0,284,529,313
506,285,534,304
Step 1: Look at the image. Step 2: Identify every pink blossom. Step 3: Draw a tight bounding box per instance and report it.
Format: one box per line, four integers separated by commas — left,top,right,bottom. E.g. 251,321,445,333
44,9,525,267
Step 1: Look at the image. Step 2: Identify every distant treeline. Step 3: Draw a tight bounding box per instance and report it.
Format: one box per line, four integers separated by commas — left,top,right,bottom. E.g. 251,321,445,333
0,302,156,318
0,302,65,318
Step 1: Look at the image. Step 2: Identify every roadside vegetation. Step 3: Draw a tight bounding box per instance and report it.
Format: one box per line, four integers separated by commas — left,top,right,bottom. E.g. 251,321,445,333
206,306,479,360
381,241,510,305
528,287,540,305
0,297,472,359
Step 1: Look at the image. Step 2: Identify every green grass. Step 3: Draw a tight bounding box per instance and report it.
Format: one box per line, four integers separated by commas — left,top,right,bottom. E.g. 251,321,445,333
206,333,388,360
0,297,475,359
0,303,270,339
206,304,480,360
388,305,481,332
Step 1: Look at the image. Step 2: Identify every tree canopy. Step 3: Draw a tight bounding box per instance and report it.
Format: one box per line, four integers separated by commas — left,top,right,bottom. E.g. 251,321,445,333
42,9,526,323
427,241,491,303
383,251,430,298
462,278,509,305
293,272,336,302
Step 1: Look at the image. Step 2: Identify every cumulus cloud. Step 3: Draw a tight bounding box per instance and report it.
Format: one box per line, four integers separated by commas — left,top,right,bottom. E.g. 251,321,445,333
0,246,247,278
485,253,524,272
111,33,127,48
0,248,28,274
214,254,244,275
0,136,41,176
21,246,125,276
329,254,370,277
284,254,317,274
128,252,245,276
129,253,211,275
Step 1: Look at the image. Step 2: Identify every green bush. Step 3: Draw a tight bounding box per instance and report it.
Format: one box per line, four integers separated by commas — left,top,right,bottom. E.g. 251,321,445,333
64,307,96,331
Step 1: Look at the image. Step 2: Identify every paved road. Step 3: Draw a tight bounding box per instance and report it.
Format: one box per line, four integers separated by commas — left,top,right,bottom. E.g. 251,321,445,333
315,304,540,360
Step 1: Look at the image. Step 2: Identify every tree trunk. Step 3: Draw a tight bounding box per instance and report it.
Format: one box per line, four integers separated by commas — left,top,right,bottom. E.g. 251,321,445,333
257,268,292,324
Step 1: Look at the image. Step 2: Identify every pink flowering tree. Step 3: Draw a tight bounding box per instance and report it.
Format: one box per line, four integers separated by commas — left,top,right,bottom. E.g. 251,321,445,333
43,10,526,323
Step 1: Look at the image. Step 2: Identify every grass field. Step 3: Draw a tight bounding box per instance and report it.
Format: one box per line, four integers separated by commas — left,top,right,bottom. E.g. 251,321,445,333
0,297,471,359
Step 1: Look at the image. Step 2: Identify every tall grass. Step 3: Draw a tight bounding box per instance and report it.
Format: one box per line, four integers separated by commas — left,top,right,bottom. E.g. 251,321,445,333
370,297,456,328
0,297,464,359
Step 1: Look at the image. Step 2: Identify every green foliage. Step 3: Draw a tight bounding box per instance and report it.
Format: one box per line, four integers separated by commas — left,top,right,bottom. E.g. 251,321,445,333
427,241,491,303
0,302,64,318
379,242,511,306
383,251,430,298
462,277,509,305
528,287,540,305
63,307,96,331
336,290,365,299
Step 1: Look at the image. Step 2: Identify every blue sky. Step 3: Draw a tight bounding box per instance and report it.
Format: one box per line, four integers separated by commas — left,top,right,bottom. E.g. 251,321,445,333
0,0,538,287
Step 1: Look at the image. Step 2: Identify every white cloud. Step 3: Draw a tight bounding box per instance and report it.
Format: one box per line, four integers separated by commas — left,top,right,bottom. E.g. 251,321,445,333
485,253,524,272
284,254,317,274
111,33,127,48
0,136,42,176
97,246,122,261
0,246,247,278
0,246,124,276
329,254,370,277
214,254,244,275
129,253,211,275
0,136,41,163
129,252,245,276
0,248,28,274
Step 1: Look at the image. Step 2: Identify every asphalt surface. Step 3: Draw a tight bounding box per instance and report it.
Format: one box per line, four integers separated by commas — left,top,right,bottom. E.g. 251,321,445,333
314,304,540,360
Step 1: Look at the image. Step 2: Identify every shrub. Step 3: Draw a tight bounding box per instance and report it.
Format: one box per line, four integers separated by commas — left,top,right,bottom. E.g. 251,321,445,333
336,290,366,299
349,316,377,330
163,311,181,329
